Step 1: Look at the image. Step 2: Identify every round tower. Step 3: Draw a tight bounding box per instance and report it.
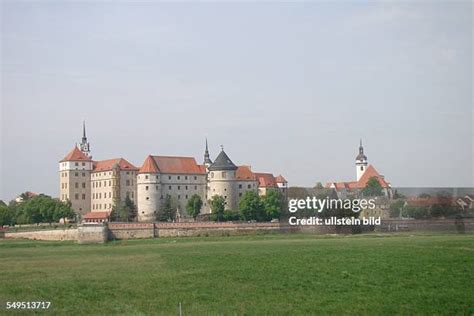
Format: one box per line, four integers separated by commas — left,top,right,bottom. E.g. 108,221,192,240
356,139,368,181
208,147,238,211
137,155,160,222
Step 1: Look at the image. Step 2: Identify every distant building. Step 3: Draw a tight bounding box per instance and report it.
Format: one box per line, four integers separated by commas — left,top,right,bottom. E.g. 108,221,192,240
59,124,287,221
326,140,392,198
15,191,38,203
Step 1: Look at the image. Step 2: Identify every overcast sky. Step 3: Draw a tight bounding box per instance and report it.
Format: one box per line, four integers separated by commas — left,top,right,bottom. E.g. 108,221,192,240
1,1,472,201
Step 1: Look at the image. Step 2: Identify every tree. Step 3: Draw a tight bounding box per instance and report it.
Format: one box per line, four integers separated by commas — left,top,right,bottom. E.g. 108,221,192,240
262,190,282,220
123,196,137,222
362,177,383,197
389,200,405,218
209,195,226,222
0,204,15,226
158,195,175,222
314,182,324,189
239,191,265,221
186,194,203,220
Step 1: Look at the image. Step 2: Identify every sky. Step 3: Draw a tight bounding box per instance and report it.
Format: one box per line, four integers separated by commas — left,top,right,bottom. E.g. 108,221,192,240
1,1,472,201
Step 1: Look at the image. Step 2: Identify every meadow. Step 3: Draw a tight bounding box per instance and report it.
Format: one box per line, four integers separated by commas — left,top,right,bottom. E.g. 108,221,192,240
0,233,473,315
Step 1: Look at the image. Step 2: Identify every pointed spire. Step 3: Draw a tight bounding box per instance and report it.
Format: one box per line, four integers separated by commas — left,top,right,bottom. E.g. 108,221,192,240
204,138,212,165
79,121,91,158
82,120,86,139
356,139,367,161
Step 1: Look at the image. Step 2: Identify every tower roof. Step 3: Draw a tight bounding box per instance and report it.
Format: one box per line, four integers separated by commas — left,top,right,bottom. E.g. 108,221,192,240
204,138,212,164
139,155,160,174
60,146,92,162
208,149,237,171
356,139,367,161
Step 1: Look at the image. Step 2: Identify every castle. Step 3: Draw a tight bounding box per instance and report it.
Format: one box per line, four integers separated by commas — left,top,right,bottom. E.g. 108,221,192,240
59,123,287,221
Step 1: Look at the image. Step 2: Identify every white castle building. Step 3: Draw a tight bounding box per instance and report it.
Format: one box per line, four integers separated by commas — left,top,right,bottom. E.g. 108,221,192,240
59,124,287,221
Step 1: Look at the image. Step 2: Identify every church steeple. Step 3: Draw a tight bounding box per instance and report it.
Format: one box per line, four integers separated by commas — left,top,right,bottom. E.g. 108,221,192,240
356,139,368,181
204,138,212,167
80,121,91,158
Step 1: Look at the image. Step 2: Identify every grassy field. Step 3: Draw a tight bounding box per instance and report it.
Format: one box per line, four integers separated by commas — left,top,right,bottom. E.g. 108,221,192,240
0,234,473,315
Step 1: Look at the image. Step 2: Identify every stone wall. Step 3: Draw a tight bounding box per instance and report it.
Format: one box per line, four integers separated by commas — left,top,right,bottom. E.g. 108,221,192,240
4,229,77,241
154,222,283,237
108,222,155,240
377,218,474,233
77,223,108,243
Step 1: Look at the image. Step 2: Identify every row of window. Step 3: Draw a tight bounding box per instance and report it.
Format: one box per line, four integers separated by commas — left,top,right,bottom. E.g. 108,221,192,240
93,203,112,210
210,171,236,179
139,175,200,181
145,185,200,191
92,171,135,178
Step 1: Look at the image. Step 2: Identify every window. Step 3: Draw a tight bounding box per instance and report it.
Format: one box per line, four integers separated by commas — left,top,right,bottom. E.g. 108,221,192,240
131,192,134,198
82,162,85,166
146,186,149,191
160,195,163,199
222,172,226,178
185,195,188,199
185,176,188,180
82,182,86,188
146,197,149,200
156,175,159,180
156,186,159,190
239,193,242,197
178,186,180,190
75,172,79,177
361,166,363,171
177,176,180,180
75,182,79,188
239,184,242,189
75,193,79,200
145,175,149,179
82,194,86,200
185,186,188,190
109,192,111,198
126,171,130,175
108,180,111,186
194,186,197,190
82,172,85,177
178,195,181,199
194,176,197,180
75,162,78,166
169,176,171,180
248,184,251,189
104,181,107,187
211,172,214,178
169,186,171,190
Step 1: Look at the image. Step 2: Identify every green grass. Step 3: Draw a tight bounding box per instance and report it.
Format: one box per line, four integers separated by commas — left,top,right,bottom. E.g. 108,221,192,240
0,234,473,315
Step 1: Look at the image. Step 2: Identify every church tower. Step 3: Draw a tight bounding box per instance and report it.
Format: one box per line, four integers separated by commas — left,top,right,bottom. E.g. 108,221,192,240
203,138,212,169
80,121,91,158
356,139,368,181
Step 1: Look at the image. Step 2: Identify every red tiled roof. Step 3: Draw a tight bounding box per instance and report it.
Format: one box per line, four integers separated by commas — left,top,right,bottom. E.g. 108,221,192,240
236,166,256,181
275,175,287,183
139,155,160,174
60,146,91,162
150,156,205,174
357,165,389,188
255,173,277,188
93,158,138,172
84,211,110,219
326,165,390,190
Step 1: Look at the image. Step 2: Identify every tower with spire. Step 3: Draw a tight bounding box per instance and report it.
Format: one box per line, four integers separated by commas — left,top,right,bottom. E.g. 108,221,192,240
80,121,91,158
203,138,212,169
356,139,368,181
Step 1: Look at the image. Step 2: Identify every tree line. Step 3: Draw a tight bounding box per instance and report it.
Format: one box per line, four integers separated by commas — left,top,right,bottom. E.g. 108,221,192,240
0,193,75,226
